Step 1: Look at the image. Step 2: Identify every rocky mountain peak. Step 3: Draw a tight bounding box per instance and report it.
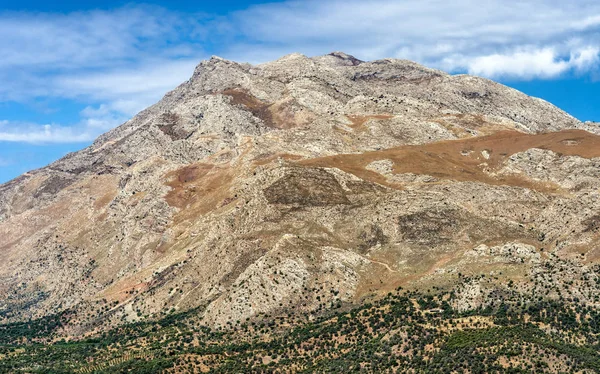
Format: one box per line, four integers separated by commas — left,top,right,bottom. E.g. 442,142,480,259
1,53,600,338
326,51,363,65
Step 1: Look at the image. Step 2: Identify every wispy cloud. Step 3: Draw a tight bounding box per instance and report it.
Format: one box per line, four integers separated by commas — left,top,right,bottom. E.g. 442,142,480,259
1,1,600,144
56,59,200,116
225,0,600,79
0,157,11,167
0,5,205,143
462,46,600,79
0,107,124,144
0,6,203,70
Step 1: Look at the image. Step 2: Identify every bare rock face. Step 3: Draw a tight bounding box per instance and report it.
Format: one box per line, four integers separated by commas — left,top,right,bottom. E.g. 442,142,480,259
1,52,600,332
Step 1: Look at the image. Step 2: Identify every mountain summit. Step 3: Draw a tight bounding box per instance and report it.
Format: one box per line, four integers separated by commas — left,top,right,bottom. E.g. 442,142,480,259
2,52,600,335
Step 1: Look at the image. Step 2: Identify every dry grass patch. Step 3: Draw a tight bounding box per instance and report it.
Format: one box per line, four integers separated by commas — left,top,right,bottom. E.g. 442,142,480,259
299,129,600,193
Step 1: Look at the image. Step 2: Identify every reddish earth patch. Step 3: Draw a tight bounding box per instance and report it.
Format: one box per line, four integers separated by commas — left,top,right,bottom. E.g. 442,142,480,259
164,163,236,220
222,89,275,127
221,89,309,129
299,129,600,192
104,281,150,303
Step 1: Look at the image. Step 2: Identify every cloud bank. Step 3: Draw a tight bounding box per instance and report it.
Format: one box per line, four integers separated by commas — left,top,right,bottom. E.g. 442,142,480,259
227,0,600,79
0,0,599,143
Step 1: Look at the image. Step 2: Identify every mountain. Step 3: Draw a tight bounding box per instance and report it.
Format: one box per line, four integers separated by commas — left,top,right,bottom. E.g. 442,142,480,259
2,50,600,351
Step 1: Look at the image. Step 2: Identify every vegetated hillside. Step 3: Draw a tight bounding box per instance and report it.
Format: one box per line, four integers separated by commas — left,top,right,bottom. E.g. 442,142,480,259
3,284,600,373
1,51,600,371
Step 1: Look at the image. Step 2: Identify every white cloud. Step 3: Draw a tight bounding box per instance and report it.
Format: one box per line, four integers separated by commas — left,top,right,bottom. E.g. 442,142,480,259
0,6,203,69
56,59,199,116
0,121,94,143
436,46,600,79
0,6,205,102
571,46,600,71
0,7,203,143
224,0,600,78
467,48,572,79
0,106,125,144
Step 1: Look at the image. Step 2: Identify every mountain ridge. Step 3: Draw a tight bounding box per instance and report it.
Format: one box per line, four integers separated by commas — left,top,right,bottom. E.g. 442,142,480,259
1,52,600,340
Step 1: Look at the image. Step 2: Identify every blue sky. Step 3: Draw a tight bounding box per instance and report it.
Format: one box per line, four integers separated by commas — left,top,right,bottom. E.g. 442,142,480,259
0,0,599,183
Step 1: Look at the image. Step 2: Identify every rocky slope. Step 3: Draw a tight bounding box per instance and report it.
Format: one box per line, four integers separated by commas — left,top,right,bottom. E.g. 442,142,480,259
1,52,600,334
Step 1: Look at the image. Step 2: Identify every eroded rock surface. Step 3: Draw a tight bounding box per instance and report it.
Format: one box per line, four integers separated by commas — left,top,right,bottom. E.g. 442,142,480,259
1,52,600,333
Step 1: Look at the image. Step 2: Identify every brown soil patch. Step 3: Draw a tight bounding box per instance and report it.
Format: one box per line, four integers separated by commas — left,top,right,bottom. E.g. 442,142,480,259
222,89,275,127
299,129,600,192
102,279,150,303
164,163,236,220
94,192,116,210
253,153,304,166
347,114,393,132
221,89,309,129
71,175,119,211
